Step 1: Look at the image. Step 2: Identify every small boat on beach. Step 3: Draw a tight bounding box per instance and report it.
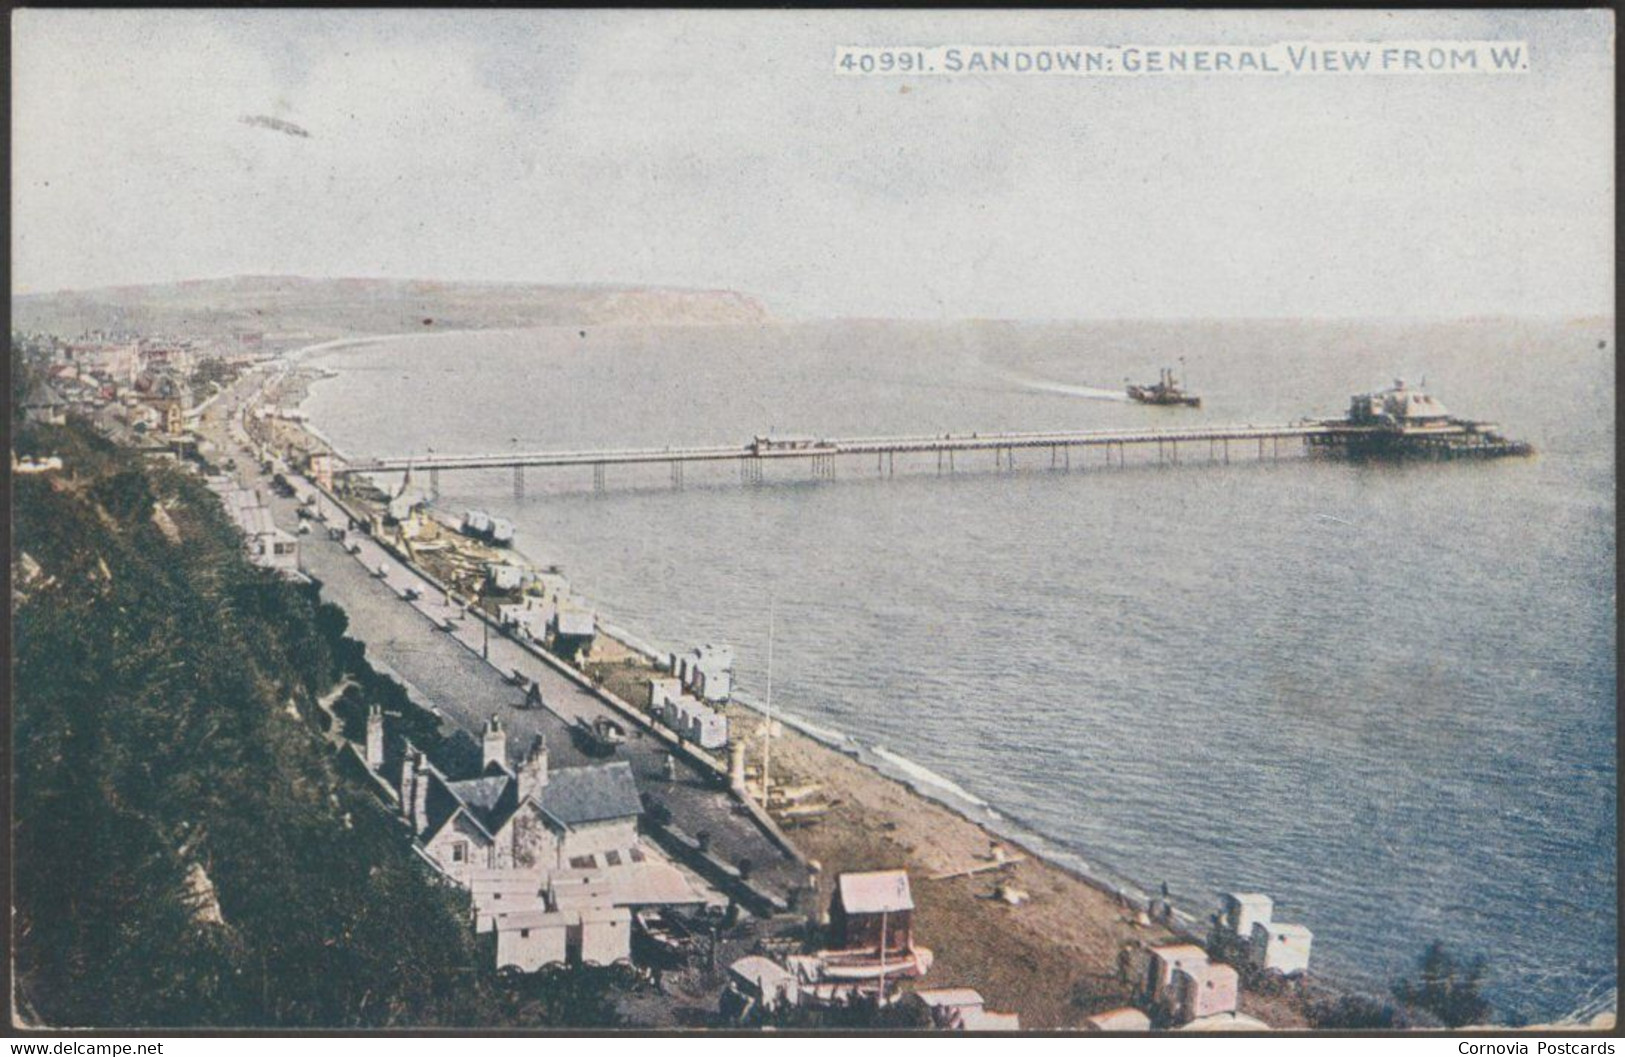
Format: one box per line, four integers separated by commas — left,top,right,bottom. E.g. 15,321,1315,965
574,715,627,755
633,908,702,964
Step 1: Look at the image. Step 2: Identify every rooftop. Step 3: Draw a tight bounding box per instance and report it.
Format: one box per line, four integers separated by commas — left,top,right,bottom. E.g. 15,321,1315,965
837,869,914,914
1258,922,1313,939
910,988,985,1010
540,761,641,827
1174,962,1239,987
1176,1012,1271,1032
730,956,795,989
1085,1007,1151,1031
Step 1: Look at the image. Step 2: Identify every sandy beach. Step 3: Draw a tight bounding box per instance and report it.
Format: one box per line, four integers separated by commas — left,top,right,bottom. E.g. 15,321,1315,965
739,708,1310,1029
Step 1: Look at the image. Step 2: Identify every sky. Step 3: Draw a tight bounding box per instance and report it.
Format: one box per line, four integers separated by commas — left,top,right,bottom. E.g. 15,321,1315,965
10,9,1615,319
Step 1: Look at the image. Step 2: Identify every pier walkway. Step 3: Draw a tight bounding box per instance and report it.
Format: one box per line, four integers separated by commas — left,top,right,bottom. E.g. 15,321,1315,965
333,422,1406,495
341,423,1335,475
336,417,1528,495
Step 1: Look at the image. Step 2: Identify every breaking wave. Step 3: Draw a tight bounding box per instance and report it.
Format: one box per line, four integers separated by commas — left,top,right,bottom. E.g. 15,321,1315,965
871,744,990,806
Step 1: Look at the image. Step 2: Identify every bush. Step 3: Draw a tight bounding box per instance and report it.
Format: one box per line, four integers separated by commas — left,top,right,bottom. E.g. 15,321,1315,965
1393,941,1492,1028
12,423,513,1027
1308,993,1404,1029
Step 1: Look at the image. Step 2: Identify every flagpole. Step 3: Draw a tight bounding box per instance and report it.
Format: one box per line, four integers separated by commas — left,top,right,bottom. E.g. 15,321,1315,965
762,593,775,808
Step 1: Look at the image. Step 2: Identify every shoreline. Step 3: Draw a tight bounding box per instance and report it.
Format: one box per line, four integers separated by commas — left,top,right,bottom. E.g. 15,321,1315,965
273,349,1316,1027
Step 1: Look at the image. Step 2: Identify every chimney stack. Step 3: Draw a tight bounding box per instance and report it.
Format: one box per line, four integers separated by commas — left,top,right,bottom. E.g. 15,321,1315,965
518,735,549,802
482,714,508,773
365,704,385,772
412,751,431,833
398,740,418,819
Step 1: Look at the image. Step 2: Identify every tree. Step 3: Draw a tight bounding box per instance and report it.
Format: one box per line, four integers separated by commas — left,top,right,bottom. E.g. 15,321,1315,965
1307,993,1406,1029
1393,941,1491,1028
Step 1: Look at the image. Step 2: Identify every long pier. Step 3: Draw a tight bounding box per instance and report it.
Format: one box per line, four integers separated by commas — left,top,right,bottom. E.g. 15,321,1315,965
334,419,1526,495
342,423,1332,475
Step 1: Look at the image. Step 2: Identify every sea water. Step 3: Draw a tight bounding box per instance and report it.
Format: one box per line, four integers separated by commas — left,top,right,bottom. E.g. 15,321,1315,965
304,318,1615,1021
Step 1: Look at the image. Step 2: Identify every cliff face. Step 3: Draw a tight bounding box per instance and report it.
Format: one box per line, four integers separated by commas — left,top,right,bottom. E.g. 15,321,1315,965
11,276,772,338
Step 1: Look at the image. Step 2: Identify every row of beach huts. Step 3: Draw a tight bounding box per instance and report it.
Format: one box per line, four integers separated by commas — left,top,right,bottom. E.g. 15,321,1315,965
1083,891,1312,1031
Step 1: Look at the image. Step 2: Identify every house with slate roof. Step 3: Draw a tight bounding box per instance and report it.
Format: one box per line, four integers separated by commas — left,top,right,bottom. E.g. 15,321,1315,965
390,714,644,887
21,382,67,425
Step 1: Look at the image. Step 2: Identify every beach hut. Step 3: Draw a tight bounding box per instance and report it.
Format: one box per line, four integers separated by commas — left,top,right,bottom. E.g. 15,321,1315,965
1175,1012,1272,1032
648,676,683,713
552,607,597,657
1143,943,1208,1006
486,563,526,592
666,695,728,750
902,988,1020,1031
1171,962,1239,1024
494,909,573,971
727,956,801,1015
1250,921,1313,976
678,644,734,703
577,904,633,966
1219,892,1273,940
829,870,914,955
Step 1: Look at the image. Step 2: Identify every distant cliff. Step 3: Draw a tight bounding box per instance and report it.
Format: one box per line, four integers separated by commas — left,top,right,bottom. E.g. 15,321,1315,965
11,276,772,339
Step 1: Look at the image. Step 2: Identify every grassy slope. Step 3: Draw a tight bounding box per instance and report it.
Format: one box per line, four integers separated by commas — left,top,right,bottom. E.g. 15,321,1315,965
8,419,643,1027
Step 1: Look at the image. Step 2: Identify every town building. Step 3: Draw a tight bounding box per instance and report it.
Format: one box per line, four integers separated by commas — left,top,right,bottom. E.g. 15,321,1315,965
205,477,301,578
11,454,64,475
491,876,634,971
387,717,644,887
469,859,705,936
21,383,67,425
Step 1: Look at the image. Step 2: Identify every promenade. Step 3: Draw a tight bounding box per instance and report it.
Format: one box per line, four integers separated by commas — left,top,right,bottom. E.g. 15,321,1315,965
196,386,807,907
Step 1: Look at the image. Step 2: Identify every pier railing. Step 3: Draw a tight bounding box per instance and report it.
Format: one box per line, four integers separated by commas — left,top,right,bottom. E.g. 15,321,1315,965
337,423,1342,476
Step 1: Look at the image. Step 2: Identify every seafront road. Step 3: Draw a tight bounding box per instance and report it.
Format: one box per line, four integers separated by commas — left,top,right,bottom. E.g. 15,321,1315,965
198,386,804,904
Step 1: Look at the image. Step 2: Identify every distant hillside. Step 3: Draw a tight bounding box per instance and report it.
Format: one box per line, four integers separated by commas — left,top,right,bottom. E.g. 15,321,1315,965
11,276,772,339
